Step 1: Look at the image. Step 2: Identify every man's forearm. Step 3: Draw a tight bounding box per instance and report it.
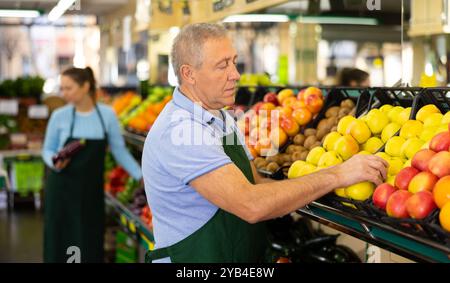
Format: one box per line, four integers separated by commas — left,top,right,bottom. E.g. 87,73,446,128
250,168,340,222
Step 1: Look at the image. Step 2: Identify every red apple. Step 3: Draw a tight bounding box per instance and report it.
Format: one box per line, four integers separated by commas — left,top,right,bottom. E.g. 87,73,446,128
395,167,420,190
304,94,324,114
280,117,300,137
263,92,279,106
428,151,450,178
411,149,436,172
252,102,264,114
303,87,324,101
297,89,306,101
373,183,397,210
408,171,439,194
429,132,450,152
406,191,437,219
386,190,413,218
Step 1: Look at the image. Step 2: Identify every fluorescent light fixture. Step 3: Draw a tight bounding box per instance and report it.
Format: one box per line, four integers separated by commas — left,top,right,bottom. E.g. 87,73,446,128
48,0,77,22
297,16,378,26
0,9,40,18
223,14,289,23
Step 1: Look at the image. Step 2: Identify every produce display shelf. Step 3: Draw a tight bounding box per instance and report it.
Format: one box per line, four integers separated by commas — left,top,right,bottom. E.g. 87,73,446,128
122,130,147,151
122,130,450,263
104,192,154,251
298,202,450,263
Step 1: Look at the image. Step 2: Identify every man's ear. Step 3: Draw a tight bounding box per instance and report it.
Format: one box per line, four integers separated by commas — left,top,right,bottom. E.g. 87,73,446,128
180,65,195,85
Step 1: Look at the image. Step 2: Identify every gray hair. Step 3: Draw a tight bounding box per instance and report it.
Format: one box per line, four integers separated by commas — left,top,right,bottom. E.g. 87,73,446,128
171,23,227,83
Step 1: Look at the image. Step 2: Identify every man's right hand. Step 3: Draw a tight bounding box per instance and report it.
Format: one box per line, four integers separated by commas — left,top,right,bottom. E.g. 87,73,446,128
333,154,388,187
54,158,70,170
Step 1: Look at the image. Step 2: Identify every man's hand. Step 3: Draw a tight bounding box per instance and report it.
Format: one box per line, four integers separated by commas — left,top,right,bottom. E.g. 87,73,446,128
54,158,70,170
332,154,388,187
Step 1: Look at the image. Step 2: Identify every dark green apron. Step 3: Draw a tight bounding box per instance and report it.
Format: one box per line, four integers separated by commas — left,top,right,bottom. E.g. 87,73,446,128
146,113,269,263
44,105,107,263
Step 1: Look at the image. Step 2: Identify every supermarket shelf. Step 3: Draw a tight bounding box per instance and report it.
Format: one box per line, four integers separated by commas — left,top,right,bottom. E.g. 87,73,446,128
122,130,450,262
104,192,154,250
298,202,450,263
0,149,42,159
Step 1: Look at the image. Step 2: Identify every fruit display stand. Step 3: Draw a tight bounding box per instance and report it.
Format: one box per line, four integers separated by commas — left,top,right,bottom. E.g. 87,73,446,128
120,86,450,263
104,192,155,253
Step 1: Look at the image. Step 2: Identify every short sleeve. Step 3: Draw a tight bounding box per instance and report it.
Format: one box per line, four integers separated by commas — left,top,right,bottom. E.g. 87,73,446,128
235,125,254,161
157,120,232,185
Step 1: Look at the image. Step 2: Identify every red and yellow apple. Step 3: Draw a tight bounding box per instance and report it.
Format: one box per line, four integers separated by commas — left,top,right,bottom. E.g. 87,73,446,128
373,183,397,210
263,92,279,106
406,191,437,220
395,167,420,190
280,116,300,137
429,132,450,152
386,190,413,218
428,151,450,178
411,149,436,172
408,171,439,194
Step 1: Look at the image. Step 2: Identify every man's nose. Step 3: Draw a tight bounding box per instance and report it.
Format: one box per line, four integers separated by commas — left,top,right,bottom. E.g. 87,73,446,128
229,64,241,81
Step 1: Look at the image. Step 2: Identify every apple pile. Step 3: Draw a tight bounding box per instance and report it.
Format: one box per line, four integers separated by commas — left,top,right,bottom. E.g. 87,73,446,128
373,121,450,232
239,87,327,172
374,104,450,186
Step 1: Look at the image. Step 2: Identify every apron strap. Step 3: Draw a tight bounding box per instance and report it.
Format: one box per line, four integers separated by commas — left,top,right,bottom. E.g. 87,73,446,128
69,107,76,138
145,247,170,263
69,105,108,139
94,104,108,139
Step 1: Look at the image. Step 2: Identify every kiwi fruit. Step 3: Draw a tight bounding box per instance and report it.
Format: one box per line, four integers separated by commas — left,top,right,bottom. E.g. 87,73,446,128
341,99,355,109
325,106,340,118
299,151,309,161
317,119,329,132
266,162,280,173
330,126,338,132
282,161,292,167
254,157,266,168
312,141,322,148
327,116,338,127
282,154,292,163
349,107,357,116
338,107,351,117
304,135,317,149
286,145,297,154
316,127,328,141
291,151,303,161
293,134,306,146
304,128,317,137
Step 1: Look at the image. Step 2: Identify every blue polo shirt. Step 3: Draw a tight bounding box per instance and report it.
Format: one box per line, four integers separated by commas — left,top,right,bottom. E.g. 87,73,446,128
142,88,253,262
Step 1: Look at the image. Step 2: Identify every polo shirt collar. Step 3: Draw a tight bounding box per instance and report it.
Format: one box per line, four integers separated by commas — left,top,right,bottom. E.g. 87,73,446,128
172,87,225,129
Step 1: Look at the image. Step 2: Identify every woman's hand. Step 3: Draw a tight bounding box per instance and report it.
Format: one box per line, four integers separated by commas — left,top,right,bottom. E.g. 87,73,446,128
55,158,71,170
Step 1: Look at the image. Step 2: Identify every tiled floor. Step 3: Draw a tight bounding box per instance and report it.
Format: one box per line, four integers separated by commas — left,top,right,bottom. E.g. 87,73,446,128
0,208,43,263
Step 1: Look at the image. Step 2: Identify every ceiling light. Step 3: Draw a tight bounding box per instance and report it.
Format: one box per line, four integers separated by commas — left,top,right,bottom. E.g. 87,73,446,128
297,16,378,25
0,9,40,18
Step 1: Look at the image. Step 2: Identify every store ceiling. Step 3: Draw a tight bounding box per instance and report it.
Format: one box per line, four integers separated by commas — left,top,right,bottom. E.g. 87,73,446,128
0,0,129,16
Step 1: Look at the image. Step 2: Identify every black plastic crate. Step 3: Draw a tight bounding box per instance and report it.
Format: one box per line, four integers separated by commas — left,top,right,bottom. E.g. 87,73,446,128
411,88,450,119
366,200,450,247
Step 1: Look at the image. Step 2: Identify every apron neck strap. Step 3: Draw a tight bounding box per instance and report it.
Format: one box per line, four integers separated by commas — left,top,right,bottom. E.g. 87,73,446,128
69,104,108,139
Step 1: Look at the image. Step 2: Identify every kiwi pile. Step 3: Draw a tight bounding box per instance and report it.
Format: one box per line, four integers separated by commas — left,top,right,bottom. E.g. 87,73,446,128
254,99,356,175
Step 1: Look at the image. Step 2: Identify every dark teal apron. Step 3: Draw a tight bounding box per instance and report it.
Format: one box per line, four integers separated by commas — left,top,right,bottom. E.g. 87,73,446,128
44,105,107,263
145,111,269,263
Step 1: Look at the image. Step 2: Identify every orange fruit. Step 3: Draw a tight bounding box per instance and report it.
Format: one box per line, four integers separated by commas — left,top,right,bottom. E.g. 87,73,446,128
305,94,324,114
433,176,450,208
278,106,293,118
291,100,306,110
277,89,295,104
282,96,297,108
303,87,324,101
439,202,450,232
292,108,312,126
269,127,288,149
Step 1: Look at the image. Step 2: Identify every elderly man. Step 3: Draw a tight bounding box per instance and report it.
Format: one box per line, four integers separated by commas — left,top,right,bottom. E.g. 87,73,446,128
142,23,387,263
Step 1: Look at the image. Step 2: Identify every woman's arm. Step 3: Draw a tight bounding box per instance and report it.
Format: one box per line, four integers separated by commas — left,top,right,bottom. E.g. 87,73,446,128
106,110,143,180
42,113,60,170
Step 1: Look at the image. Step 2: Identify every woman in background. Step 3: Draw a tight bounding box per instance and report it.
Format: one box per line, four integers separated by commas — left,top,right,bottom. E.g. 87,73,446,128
42,67,142,263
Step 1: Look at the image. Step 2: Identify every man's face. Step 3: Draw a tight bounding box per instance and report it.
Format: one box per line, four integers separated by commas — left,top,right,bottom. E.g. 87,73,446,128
192,37,240,109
